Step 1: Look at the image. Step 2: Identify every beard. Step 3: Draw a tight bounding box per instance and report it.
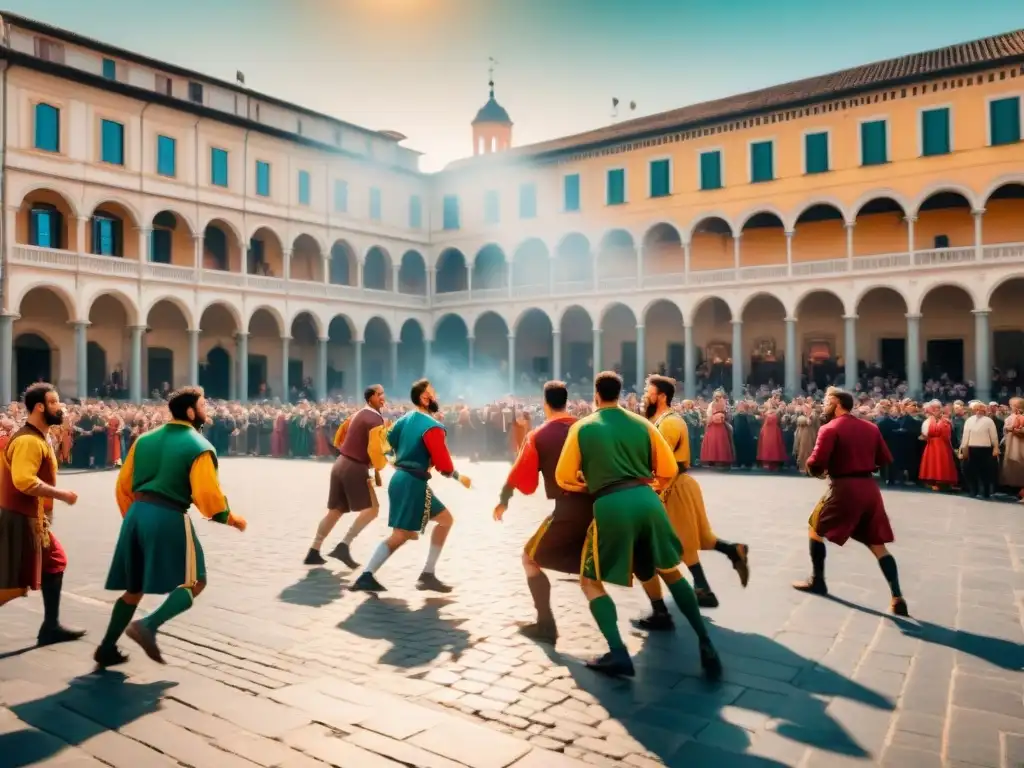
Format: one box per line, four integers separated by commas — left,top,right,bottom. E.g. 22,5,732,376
644,401,657,419
44,409,64,426
426,399,440,413
821,407,836,424
191,414,206,431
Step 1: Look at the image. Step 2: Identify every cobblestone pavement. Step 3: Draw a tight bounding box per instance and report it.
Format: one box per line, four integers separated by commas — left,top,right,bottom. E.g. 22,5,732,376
2,458,1023,767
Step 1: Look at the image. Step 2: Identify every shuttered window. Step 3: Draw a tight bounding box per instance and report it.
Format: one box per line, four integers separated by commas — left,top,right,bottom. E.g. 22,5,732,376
921,108,951,156
860,120,888,166
409,195,422,228
211,148,228,186
563,174,580,212
369,187,382,221
256,161,271,197
157,135,176,177
34,103,60,152
750,141,774,183
606,169,625,205
298,170,311,205
699,150,722,190
519,183,537,219
101,119,124,165
442,195,460,230
989,97,1021,146
649,159,670,197
804,132,829,174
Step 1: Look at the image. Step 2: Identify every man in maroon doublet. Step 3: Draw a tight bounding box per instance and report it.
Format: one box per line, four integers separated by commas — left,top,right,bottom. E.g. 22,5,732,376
794,388,909,616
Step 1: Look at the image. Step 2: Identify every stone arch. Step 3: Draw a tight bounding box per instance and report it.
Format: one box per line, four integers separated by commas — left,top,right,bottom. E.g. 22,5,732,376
737,205,786,233
288,307,324,338
14,282,77,320
910,183,979,217
852,195,909,258
642,223,685,277
789,197,850,230
83,288,141,327
511,238,549,288
88,196,142,230
983,181,1024,247
794,287,849,318
687,215,735,274
143,294,195,330
918,283,977,382
88,200,141,259
202,218,241,272
472,244,508,290
914,189,974,251
792,202,847,263
599,302,639,387
197,299,244,332
149,206,197,238
363,316,393,389
290,233,324,283
398,250,427,294
329,240,356,285
739,211,786,270
149,209,195,267
595,228,636,283
685,294,733,327
685,212,736,241
248,225,286,277
851,189,911,220
17,185,81,219
739,290,787,319
363,246,392,291
642,299,685,379
246,304,286,336
435,248,468,293
17,187,79,251
852,284,910,314
513,307,553,335
199,215,244,248
855,286,910,379
433,313,470,370
554,232,592,285
911,281,980,316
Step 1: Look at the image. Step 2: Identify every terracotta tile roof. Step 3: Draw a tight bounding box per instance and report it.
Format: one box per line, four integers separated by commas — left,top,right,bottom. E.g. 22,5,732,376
446,28,1024,170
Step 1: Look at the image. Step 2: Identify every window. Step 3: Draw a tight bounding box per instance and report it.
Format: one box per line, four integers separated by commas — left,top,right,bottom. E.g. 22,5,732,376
156,135,176,177
29,205,61,249
606,168,625,205
100,119,124,166
519,183,537,219
484,190,500,224
921,107,951,156
256,161,271,197
34,103,60,153
804,131,829,174
210,147,228,187
649,159,670,197
699,150,723,190
334,180,348,213
35,38,64,64
750,141,774,183
188,81,204,104
563,174,581,212
860,119,888,166
102,58,116,80
151,229,172,264
91,215,121,256
989,96,1021,146
369,187,382,221
154,74,172,96
409,195,422,229
298,170,311,205
442,195,460,230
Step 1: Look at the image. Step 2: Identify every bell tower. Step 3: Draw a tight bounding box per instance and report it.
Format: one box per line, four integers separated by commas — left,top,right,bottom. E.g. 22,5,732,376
472,58,512,156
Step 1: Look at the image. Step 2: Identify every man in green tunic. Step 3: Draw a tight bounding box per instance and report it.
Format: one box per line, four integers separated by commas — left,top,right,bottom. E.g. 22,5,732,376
555,371,722,679
93,387,247,668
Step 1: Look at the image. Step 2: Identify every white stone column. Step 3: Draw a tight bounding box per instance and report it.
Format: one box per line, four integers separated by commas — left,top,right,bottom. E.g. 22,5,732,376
683,241,691,283
507,333,516,393
635,324,645,389
283,249,292,283
193,234,204,283
138,227,152,263
845,221,855,264
0,313,15,404
466,265,473,299
906,313,922,399
423,338,432,378
390,339,399,391
323,257,331,284
76,217,88,254
428,267,436,301
973,209,985,261
356,259,363,290
784,317,798,397
843,315,857,390
236,332,249,402
683,324,696,400
129,325,145,401
552,330,562,381
280,336,290,396
731,319,743,400
592,328,602,375
785,231,794,277
733,234,742,273
467,335,475,371
73,321,89,399
317,336,329,401
188,329,200,387
354,339,363,393
392,264,400,292
906,216,917,261
973,309,991,402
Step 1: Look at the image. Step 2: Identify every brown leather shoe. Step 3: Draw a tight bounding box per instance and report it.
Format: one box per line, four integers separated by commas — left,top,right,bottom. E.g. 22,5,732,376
891,597,910,617
792,578,828,596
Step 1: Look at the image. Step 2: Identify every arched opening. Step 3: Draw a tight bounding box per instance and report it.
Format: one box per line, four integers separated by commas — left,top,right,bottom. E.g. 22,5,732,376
399,320,426,385
991,277,1024,394
642,224,684,277
150,210,193,266
291,234,323,282
203,220,238,272
364,317,393,389
983,183,1024,246
90,202,137,259
473,311,510,396
12,287,72,397
741,294,786,388
326,315,354,397
248,226,284,277
472,244,507,291
793,204,845,263
643,300,684,380
852,197,907,258
248,308,284,399
514,309,554,393
146,298,191,394
291,312,321,398
600,303,638,390
13,333,52,398
739,212,786,269
87,294,132,397
435,248,468,293
689,217,734,273
398,250,427,295
916,191,972,252
691,297,732,392
920,285,974,383
203,347,231,401
796,291,845,390
329,241,355,285
512,239,549,289
433,314,470,383
364,247,391,291
560,306,594,387
596,229,636,284
198,302,239,399
555,233,592,287
856,287,910,381
18,189,74,250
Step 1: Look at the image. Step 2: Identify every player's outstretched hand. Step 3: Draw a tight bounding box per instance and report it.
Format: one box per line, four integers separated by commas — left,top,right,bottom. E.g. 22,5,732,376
492,503,506,522
229,514,248,533
459,474,472,489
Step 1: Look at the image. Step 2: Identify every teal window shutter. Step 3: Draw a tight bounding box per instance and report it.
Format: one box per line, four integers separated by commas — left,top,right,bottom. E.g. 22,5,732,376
409,195,422,228
101,120,124,165
256,161,271,196
699,151,722,190
606,169,625,205
921,108,951,156
334,180,348,212
564,174,580,211
34,104,60,152
152,229,172,263
519,183,537,219
649,159,670,197
750,141,774,183
989,97,1021,146
298,170,311,205
102,58,116,80
156,135,176,177
484,190,500,224
443,195,460,230
370,187,382,220
92,217,120,256
211,148,228,186
804,132,829,174
30,208,52,247
860,120,888,166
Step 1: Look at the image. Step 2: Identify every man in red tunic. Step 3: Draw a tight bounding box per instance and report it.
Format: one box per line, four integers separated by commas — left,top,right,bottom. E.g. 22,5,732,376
793,388,909,617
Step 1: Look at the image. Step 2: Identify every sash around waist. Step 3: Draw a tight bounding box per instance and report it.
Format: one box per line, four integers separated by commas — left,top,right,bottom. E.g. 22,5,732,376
829,471,875,479
133,492,188,513
395,464,431,480
593,478,649,500
338,452,371,468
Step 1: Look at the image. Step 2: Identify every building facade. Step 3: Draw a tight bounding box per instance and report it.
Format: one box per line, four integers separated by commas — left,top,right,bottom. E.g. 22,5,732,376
2,13,1023,404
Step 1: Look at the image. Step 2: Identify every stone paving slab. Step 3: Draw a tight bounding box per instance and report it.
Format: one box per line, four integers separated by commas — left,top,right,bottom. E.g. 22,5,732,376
1,458,1023,767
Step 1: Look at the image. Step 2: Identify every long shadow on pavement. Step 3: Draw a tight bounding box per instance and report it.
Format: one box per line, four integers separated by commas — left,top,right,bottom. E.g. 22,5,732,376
278,566,348,608
337,596,475,667
0,672,175,767
541,618,891,767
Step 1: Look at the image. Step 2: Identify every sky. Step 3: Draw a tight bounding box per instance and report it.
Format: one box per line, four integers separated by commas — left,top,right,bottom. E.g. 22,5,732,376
8,0,1024,171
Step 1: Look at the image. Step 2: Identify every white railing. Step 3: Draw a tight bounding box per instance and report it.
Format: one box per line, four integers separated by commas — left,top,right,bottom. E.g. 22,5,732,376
914,246,975,266
739,264,789,282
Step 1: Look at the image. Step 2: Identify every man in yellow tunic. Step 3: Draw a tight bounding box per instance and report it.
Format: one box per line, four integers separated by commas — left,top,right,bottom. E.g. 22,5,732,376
634,376,750,629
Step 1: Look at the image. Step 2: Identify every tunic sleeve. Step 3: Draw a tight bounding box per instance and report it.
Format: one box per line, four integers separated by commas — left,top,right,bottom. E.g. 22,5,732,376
189,452,232,523
555,422,587,493
115,440,138,518
806,424,836,477
422,426,455,474
874,426,893,468
921,418,931,437
501,431,541,503
8,437,45,494
333,418,350,450
658,416,689,466
646,421,679,493
367,424,387,471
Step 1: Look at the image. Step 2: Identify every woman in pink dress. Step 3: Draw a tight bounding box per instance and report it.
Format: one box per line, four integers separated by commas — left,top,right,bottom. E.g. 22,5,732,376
919,400,958,490
700,390,735,467
756,406,787,470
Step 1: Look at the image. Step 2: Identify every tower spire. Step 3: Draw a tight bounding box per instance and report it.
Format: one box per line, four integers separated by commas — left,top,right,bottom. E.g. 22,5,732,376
488,56,497,99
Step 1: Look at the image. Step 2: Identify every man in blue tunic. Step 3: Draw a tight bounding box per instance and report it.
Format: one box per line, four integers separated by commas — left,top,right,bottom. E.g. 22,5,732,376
351,379,471,593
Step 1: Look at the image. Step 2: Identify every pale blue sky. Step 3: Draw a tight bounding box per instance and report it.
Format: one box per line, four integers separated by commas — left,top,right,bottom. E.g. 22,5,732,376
8,0,1024,170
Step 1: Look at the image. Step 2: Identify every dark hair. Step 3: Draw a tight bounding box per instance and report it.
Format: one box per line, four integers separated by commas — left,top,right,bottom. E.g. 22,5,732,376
831,389,855,412
647,374,676,405
410,378,431,406
364,385,382,403
168,386,204,421
542,380,569,410
594,371,623,404
23,382,54,413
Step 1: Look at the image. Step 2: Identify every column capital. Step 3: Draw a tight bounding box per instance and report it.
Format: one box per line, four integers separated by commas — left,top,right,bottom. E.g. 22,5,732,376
136,226,153,235
971,308,992,316
784,230,794,239
192,233,204,242
187,327,202,335
972,207,986,217
842,314,858,322
843,221,856,230
784,316,798,323
903,215,918,224
77,215,91,224
318,335,330,343
128,324,149,332
905,313,922,320
507,333,515,340
731,319,743,326
235,331,249,340
635,324,645,331
68,320,91,329
552,328,561,335
592,327,602,334
0,311,21,321
280,335,292,342
353,338,364,345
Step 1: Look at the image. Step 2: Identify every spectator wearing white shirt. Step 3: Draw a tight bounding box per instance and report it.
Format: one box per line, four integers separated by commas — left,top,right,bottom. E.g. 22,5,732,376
959,401,1000,499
